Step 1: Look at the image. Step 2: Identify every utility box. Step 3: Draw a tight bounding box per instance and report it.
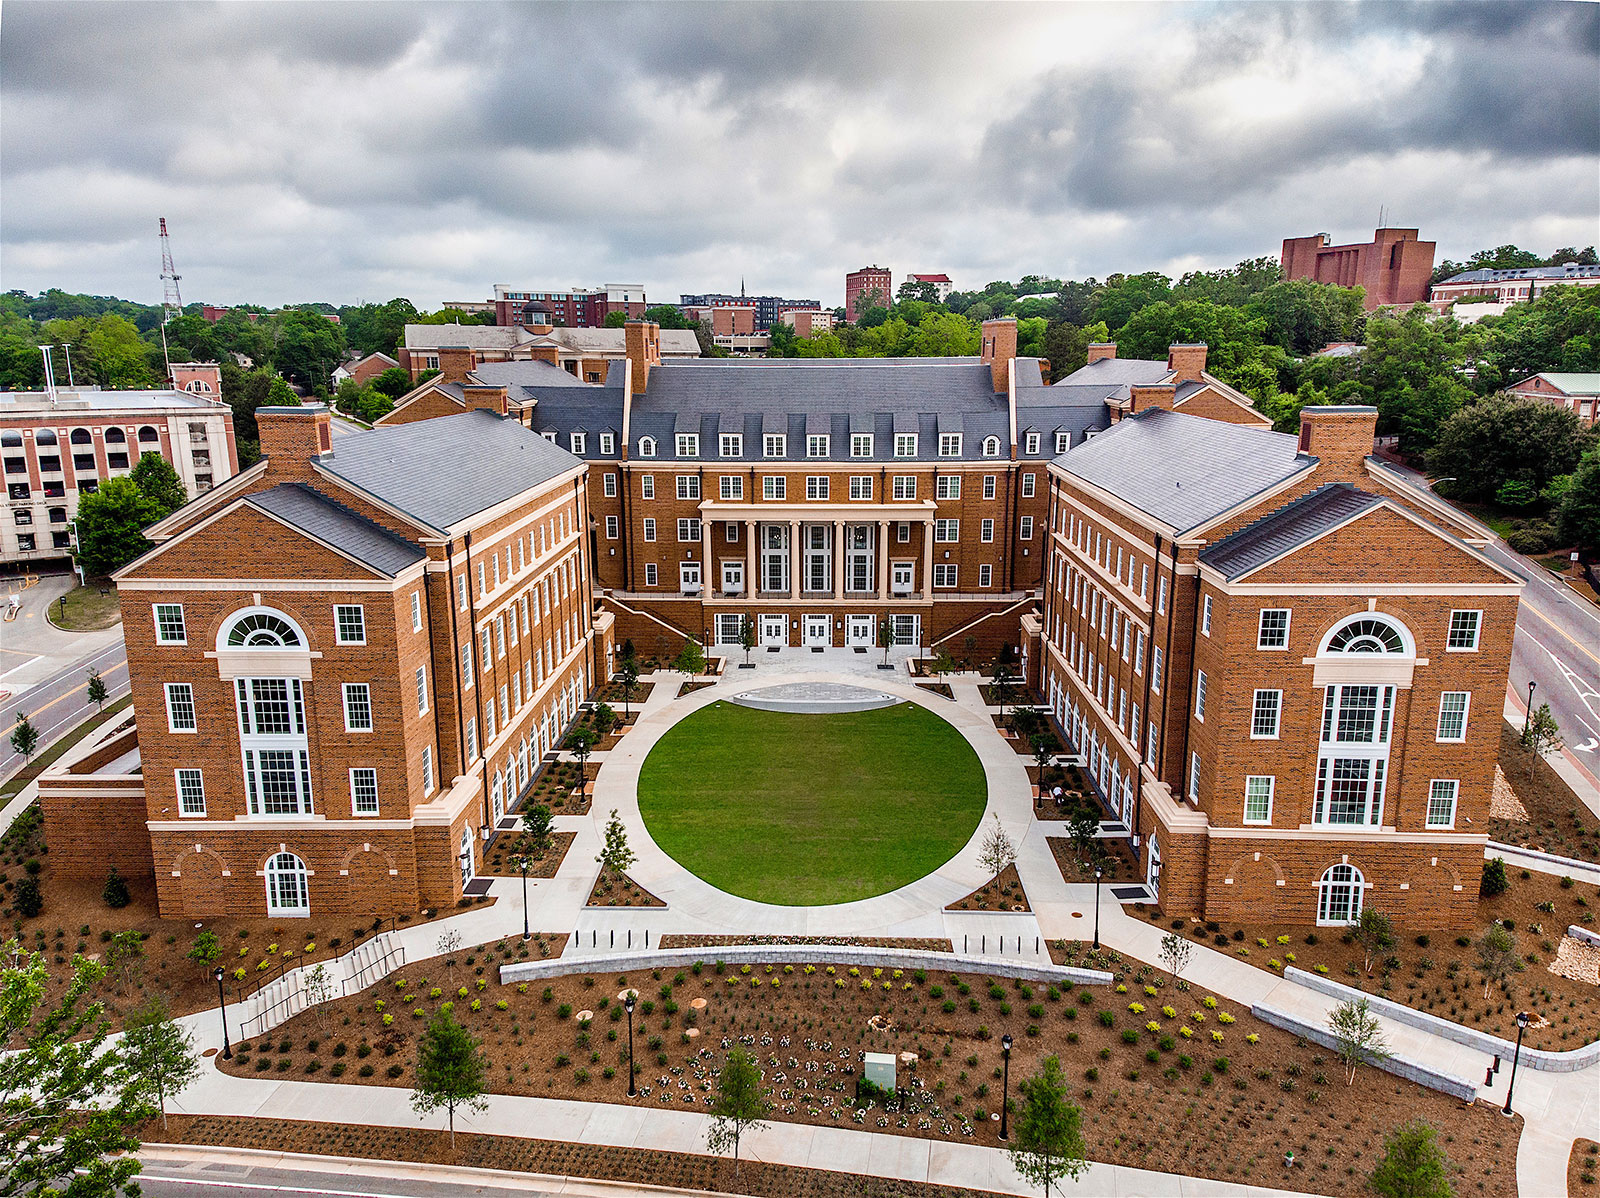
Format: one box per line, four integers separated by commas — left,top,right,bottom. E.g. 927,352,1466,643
863,1051,896,1091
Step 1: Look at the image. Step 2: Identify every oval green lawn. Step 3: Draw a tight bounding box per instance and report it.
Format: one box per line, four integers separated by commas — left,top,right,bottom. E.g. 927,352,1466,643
636,700,987,906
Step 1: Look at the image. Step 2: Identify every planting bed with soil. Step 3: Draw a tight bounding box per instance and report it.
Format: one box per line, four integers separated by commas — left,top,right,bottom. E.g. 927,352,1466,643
677,680,718,697
138,1114,995,1198
1572,1139,1599,1191
518,758,593,815
1048,835,1139,883
591,678,655,711
586,869,666,908
218,944,1520,1196
1144,869,1600,1052
659,935,953,952
483,832,576,879
1491,727,1599,863
915,683,955,700
945,864,1031,912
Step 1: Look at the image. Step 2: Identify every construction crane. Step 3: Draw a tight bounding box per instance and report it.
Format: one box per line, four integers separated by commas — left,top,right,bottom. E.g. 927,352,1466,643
158,217,183,322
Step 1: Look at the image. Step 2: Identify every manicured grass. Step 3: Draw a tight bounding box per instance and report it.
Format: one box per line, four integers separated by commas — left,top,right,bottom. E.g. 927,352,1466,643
637,701,985,905
45,582,123,631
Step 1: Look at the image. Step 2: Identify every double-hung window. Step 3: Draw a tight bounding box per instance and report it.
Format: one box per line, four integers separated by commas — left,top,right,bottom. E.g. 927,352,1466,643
677,518,701,542
1436,692,1470,742
640,475,655,499
806,435,829,458
334,604,365,644
892,475,916,500
806,476,829,500
164,683,197,732
676,475,700,500
603,472,617,497
937,475,960,500
934,519,959,542
763,434,786,458
720,434,743,457
1251,689,1281,738
1426,779,1459,828
1243,776,1274,824
980,518,994,543
154,603,186,644
342,683,373,732
675,433,699,457
763,476,786,500
237,678,312,816
176,768,206,816
1021,473,1035,498
642,517,656,542
720,475,743,500
933,564,957,588
411,592,423,633
1020,515,1034,540
894,433,917,458
851,433,872,457
1312,684,1395,826
849,476,872,500
415,666,428,716
938,433,961,457
1257,608,1290,649
1201,596,1213,636
1447,610,1481,651
1194,671,1208,721
350,768,379,815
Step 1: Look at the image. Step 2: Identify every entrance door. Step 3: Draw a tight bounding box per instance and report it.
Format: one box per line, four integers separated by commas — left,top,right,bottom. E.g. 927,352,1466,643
760,614,787,647
1145,833,1161,899
846,615,873,647
803,615,830,647
721,561,744,595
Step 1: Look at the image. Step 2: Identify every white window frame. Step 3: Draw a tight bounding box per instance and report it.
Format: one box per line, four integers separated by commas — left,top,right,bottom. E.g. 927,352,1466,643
763,434,786,458
849,475,872,500
1188,751,1201,803
164,682,197,733
415,665,428,716
979,563,992,587
1025,432,1041,455
892,475,916,500
938,432,962,457
982,436,1001,457
1201,595,1213,636
806,476,829,500
1020,515,1034,540
1250,689,1281,739
1446,609,1481,651
644,563,658,586
411,591,423,633
600,432,615,456
342,683,374,732
1194,670,1208,722
806,434,830,458
1243,775,1274,824
603,472,617,497
1021,473,1035,498
676,475,700,500
605,514,619,539
763,476,786,500
1426,779,1459,829
334,604,366,645
934,519,959,542
176,768,206,816
641,475,655,499
1436,691,1470,742
980,518,994,543
720,433,743,458
720,475,743,500
894,433,917,458
675,433,699,458
933,563,957,588
1257,608,1290,650
642,517,656,542
421,746,435,795
936,475,960,500
851,433,873,458
677,517,702,542
154,603,187,645
350,767,380,816
569,431,586,455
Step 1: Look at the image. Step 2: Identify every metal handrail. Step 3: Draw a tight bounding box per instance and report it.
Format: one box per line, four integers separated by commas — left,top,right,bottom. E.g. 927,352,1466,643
238,928,405,1039
341,940,405,997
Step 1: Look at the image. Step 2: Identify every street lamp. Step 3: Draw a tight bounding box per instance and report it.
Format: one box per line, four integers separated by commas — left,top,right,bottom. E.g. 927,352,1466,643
998,1034,1013,1140
212,966,232,1060
1502,1011,1530,1116
515,855,532,942
1093,865,1104,951
624,991,637,1097
1523,681,1537,739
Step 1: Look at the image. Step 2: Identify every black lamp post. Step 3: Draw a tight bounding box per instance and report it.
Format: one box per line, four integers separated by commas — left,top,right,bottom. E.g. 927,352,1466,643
1502,1011,1530,1116
1093,865,1104,950
212,966,232,1060
999,1033,1013,1141
516,855,532,942
1523,680,1537,738
624,992,637,1096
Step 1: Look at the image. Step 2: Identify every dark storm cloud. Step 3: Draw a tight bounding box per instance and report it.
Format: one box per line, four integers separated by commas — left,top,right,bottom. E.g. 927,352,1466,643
1,1,1595,307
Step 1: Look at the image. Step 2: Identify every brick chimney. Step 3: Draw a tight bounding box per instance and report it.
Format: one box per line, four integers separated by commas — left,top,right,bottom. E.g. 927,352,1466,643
1128,383,1176,414
1166,343,1208,383
1086,343,1117,364
624,321,660,396
528,344,560,366
437,346,476,384
460,384,508,417
980,318,1018,392
257,404,333,477
1298,405,1378,480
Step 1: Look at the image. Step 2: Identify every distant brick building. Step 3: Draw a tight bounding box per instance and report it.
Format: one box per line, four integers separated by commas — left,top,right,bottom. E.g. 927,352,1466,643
680,294,820,331
1428,263,1600,318
1280,228,1435,311
398,324,701,383
905,273,954,302
492,284,647,329
781,308,836,338
845,266,893,321
1506,372,1600,427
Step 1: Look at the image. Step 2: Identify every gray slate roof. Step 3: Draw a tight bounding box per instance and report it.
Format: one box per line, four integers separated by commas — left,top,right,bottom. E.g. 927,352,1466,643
1439,264,1600,284
1198,484,1381,580
317,409,582,532
247,483,426,576
1055,408,1310,533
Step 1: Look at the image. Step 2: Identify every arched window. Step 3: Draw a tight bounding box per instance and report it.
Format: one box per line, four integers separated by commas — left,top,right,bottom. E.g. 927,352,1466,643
137,425,159,443
1,431,21,448
35,429,57,446
70,428,92,445
184,379,213,393
637,436,656,458
1323,615,1408,655
265,852,309,915
221,608,305,648
982,435,1001,457
105,427,126,444
1317,863,1365,925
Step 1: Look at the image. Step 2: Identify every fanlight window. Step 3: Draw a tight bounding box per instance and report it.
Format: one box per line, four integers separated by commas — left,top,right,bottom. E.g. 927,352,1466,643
225,611,303,648
1326,617,1405,655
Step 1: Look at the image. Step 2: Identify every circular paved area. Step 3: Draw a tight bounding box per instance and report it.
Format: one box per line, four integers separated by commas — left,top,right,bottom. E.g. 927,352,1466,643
726,681,900,713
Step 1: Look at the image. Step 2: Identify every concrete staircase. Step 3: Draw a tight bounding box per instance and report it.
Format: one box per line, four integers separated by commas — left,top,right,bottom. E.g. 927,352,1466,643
236,930,404,1040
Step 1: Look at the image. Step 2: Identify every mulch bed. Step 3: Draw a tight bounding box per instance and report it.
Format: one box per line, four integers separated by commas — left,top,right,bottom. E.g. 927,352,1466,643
137,1115,1000,1198
945,864,1031,913
591,679,656,710
1157,869,1600,1052
517,758,591,815
660,935,953,952
586,869,667,908
1048,835,1140,884
1572,1139,1599,1190
483,831,576,879
915,683,955,700
677,680,718,697
1492,726,1600,862
216,946,1521,1197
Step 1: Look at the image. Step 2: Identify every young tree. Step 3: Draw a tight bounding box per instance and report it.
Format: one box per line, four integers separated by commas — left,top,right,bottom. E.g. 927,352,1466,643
1159,931,1192,981
106,929,144,993
436,928,463,984
9,711,38,764
877,616,895,666
991,658,1017,716
616,654,640,717
129,451,188,518
303,962,335,1030
738,614,757,666
14,877,42,919
86,666,108,712
185,929,221,972
1352,907,1396,975
978,813,1017,879
1480,856,1510,897
520,803,554,858
122,995,200,1130
1475,924,1518,999
73,476,160,576
1521,703,1562,787
0,949,153,1197
1030,732,1057,784
590,702,616,739
596,808,635,879
1009,707,1042,741
673,637,706,676
410,1010,488,1150
1328,996,1390,1085
1006,1054,1089,1198
101,867,130,909
565,727,597,790
1368,1119,1455,1198
961,635,978,673
706,1046,771,1177
1067,810,1101,867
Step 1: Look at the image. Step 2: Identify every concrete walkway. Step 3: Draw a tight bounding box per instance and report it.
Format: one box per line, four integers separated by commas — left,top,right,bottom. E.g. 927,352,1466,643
157,663,1595,1197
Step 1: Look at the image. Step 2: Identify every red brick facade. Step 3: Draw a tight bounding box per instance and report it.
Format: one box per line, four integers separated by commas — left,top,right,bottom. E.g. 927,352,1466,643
1280,228,1435,311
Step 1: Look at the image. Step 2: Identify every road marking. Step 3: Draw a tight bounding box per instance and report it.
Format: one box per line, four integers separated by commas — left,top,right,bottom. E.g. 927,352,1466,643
1519,603,1600,671
137,1175,416,1198
1575,738,1598,754
11,658,128,722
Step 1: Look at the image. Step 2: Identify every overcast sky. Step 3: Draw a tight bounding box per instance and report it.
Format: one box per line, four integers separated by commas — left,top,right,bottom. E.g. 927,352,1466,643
2,1,1597,311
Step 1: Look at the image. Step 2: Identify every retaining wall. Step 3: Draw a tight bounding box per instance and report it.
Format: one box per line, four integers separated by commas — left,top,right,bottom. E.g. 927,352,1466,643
501,944,1113,988
1485,841,1600,884
1250,1002,1479,1101
1283,966,1600,1073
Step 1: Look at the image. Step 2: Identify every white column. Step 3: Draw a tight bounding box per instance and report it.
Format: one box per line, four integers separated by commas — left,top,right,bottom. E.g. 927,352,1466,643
921,518,934,598
833,521,845,598
745,520,757,595
701,520,713,595
788,520,800,600
878,521,891,597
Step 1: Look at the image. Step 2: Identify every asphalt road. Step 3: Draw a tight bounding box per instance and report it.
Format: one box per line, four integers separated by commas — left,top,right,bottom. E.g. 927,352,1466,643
0,636,129,781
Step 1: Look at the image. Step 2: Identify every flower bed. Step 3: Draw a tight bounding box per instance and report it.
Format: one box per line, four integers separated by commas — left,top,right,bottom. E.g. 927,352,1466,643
1147,869,1600,1051
591,678,656,710
915,683,955,700
518,758,592,815
218,946,1519,1196
945,864,1031,913
483,831,576,879
1492,726,1599,862
586,869,667,908
1572,1139,1599,1191
1048,834,1139,883
677,680,718,698
659,935,953,952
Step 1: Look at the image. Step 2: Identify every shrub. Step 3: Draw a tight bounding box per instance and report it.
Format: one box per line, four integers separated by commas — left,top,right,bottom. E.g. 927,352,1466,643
1481,857,1509,898
101,868,130,909
14,877,42,918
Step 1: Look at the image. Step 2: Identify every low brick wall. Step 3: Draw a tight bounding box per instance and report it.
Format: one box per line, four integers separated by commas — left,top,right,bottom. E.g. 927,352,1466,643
1250,1002,1480,1101
500,944,1113,988
1283,966,1600,1073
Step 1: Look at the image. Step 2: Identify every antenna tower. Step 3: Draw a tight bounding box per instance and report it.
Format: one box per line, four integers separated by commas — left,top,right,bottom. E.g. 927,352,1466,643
158,217,183,321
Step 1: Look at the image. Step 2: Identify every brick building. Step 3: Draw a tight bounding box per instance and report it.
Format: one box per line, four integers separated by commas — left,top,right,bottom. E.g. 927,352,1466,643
332,352,399,389
1280,228,1435,311
1030,404,1520,926
845,266,893,321
492,283,648,328
1050,342,1270,429
2,374,238,566
1506,372,1600,428
398,324,701,382
40,402,612,919
1428,263,1600,318
781,308,836,338
905,273,954,302
680,293,821,331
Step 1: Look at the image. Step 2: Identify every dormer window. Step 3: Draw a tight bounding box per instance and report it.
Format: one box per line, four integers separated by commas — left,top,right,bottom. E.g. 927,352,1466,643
638,436,657,458
982,436,1002,457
